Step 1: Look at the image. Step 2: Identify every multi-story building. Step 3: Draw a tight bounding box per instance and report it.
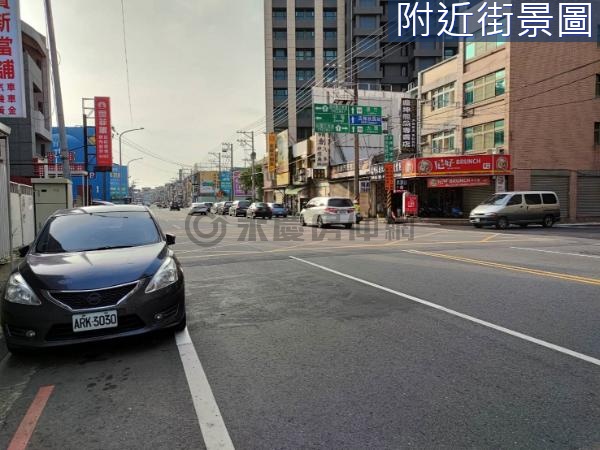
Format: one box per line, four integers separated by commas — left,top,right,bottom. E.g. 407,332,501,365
4,22,52,180
263,0,459,146
413,37,600,220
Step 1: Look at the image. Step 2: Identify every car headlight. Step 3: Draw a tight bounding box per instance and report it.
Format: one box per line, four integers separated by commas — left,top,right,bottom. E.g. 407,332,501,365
4,273,42,306
145,257,179,294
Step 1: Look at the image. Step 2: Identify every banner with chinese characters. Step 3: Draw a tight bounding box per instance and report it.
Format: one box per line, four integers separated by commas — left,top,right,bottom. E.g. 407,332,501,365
314,133,330,169
267,132,277,173
0,0,26,118
276,129,290,186
94,97,112,171
401,155,511,178
427,176,492,188
384,162,395,191
400,98,417,153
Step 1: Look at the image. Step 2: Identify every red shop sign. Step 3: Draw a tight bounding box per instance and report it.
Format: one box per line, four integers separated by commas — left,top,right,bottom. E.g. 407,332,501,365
402,155,511,178
427,176,491,188
94,96,113,169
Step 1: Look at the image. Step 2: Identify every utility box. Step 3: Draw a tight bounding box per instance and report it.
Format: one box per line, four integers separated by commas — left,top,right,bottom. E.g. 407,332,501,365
32,178,73,233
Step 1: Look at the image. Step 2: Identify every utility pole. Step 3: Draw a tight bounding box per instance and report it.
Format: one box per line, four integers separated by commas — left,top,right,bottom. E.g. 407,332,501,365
237,131,256,201
45,0,71,179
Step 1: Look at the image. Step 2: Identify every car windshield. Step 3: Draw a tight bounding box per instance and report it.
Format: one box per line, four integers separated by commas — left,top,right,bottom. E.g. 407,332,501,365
256,202,267,207
328,198,353,207
272,203,283,208
481,194,509,206
35,211,161,253
238,201,251,207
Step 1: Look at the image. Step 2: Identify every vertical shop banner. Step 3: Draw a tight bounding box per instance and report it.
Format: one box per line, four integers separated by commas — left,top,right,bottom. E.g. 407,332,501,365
233,170,249,196
94,97,112,170
0,0,26,117
384,134,395,162
384,162,395,191
314,133,330,169
403,194,418,216
400,98,417,153
267,132,277,173
276,130,290,186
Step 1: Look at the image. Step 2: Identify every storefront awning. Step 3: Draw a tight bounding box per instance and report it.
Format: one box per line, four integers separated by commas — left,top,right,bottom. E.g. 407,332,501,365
285,186,305,195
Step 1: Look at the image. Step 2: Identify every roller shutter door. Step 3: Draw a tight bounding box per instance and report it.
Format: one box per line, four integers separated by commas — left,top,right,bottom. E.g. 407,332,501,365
462,185,496,214
577,174,600,217
531,175,570,218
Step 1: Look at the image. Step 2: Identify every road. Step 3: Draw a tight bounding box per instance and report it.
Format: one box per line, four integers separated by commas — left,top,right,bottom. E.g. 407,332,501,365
1,207,600,449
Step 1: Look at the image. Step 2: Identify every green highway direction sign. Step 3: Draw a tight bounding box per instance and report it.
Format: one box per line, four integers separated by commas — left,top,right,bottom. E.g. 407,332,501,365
384,134,394,162
314,103,383,134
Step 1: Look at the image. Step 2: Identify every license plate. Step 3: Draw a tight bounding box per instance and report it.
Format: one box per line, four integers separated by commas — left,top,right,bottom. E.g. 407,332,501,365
339,214,349,222
72,310,118,332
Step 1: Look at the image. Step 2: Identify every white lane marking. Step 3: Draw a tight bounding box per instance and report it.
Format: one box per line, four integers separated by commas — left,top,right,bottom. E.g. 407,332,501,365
510,247,600,259
172,224,182,230
289,256,600,368
175,328,235,450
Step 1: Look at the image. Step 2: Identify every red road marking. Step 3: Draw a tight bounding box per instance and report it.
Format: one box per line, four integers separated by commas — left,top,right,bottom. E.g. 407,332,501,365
7,385,55,450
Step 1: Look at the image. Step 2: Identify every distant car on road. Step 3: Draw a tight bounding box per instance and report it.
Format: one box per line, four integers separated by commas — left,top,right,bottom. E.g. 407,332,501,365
210,202,221,214
300,197,355,229
267,203,288,218
217,201,233,215
247,202,272,219
188,202,210,215
170,202,180,211
229,200,251,217
1,205,186,353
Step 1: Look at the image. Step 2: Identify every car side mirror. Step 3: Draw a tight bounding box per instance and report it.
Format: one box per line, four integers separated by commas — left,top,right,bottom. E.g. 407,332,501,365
165,234,176,246
18,244,30,257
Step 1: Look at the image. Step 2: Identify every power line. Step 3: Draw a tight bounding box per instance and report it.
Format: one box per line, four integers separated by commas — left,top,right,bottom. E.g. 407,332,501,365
120,0,134,124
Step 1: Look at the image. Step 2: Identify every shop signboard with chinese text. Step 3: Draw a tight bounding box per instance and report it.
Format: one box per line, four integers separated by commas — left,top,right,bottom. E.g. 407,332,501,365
384,134,395,162
427,176,491,188
267,132,277,173
0,0,26,118
314,133,330,169
94,97,113,171
276,130,290,186
401,155,511,177
400,98,417,153
384,162,394,191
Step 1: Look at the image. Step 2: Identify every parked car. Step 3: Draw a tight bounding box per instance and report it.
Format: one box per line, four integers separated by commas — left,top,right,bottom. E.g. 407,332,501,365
300,197,355,229
469,191,561,229
210,202,221,214
229,200,251,217
267,203,288,218
188,202,210,215
170,202,180,211
1,205,186,353
247,202,272,219
217,201,233,215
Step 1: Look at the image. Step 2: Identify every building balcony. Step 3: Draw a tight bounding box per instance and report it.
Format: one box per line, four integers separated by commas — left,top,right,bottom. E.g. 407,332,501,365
273,58,288,69
32,110,51,141
272,17,287,28
323,17,338,28
295,38,315,48
273,79,288,88
353,26,383,37
353,6,383,15
357,68,383,79
296,59,315,69
273,37,288,47
295,18,315,29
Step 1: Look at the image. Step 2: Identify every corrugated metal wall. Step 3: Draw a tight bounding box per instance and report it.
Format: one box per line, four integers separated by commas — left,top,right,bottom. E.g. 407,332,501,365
577,171,600,217
531,171,570,218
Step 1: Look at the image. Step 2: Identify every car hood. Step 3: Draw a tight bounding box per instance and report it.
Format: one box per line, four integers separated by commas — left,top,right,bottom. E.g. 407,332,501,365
470,204,503,215
21,243,169,291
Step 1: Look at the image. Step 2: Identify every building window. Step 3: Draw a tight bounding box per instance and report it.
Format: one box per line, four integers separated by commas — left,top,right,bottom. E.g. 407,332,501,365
595,122,600,145
431,130,455,153
464,69,505,105
464,120,505,152
273,48,287,60
324,29,337,40
296,29,315,40
358,58,377,73
431,83,455,110
296,8,314,19
360,180,371,193
273,29,287,40
444,48,456,58
324,9,337,19
596,74,600,97
465,20,506,61
324,68,337,83
273,9,286,18
296,49,314,60
357,15,377,29
273,69,287,80
296,69,315,81
324,49,337,61
356,36,378,53
274,89,288,98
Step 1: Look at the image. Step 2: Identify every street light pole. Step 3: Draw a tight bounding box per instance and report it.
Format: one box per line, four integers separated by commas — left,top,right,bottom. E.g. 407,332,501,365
126,158,143,200
116,127,144,199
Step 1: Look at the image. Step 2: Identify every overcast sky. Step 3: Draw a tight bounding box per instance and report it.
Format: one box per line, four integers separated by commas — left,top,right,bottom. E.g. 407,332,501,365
21,0,266,187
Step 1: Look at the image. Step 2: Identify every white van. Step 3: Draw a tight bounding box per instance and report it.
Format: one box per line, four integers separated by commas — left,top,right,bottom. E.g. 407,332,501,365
469,191,561,229
300,197,355,229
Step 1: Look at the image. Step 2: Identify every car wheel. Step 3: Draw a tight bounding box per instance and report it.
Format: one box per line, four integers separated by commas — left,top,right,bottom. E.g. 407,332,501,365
268,216,272,220
173,314,187,332
542,215,554,228
344,223,353,229
519,223,528,228
473,224,483,229
496,217,509,230
317,216,324,228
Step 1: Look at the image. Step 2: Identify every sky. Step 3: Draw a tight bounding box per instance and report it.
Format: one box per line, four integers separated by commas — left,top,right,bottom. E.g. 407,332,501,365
20,0,266,188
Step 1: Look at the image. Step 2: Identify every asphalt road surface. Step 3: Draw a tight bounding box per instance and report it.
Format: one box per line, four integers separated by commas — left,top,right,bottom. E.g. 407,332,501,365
1,207,600,449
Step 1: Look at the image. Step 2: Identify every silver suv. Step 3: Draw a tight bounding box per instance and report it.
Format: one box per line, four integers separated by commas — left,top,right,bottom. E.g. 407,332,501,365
300,197,355,229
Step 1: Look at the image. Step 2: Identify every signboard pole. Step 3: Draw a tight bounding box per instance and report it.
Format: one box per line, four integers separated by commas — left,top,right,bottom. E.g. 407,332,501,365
45,0,71,180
